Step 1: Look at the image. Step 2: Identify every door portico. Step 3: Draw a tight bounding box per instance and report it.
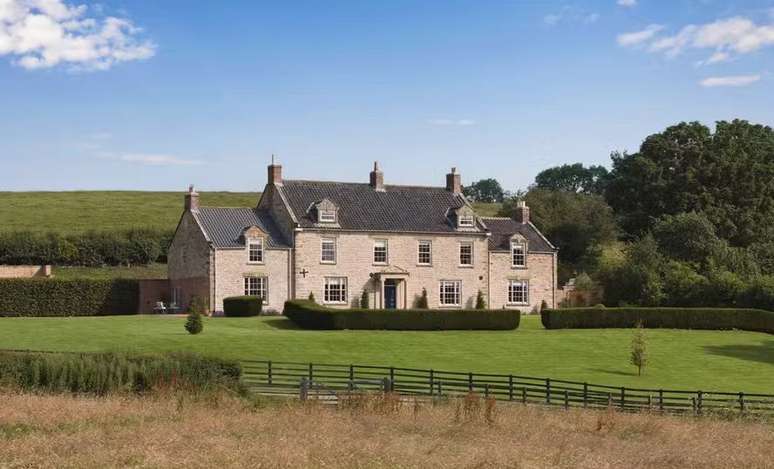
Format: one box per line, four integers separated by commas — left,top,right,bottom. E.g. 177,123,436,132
372,266,409,309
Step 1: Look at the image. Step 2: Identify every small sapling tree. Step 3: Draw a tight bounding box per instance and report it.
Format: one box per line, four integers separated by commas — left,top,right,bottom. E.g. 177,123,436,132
185,296,206,335
630,320,648,376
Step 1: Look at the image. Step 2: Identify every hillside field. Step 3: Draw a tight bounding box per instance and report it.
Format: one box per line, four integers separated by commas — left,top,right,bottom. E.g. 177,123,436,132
0,191,502,234
0,315,772,393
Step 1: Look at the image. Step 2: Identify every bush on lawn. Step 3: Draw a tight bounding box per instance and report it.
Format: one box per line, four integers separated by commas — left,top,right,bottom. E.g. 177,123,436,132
223,296,263,317
283,300,520,330
0,229,171,267
0,351,241,395
541,307,774,334
0,278,139,317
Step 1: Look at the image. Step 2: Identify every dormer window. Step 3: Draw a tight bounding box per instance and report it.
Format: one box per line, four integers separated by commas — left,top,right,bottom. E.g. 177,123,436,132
248,239,264,263
319,210,336,223
458,215,475,227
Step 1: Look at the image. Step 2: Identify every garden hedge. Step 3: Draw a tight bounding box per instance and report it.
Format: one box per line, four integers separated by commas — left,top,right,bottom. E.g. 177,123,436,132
541,307,774,334
283,300,520,330
0,351,242,395
0,278,139,317
223,296,263,317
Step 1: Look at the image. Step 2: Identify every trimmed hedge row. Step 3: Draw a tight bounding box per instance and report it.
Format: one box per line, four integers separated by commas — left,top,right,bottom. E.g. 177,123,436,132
0,229,173,267
283,300,520,330
223,296,263,317
0,351,241,395
541,307,774,334
0,278,139,317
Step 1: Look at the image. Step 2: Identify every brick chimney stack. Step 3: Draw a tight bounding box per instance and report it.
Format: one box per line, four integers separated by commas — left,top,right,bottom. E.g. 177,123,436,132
184,184,199,212
514,200,530,224
369,161,385,191
445,167,461,194
267,154,283,186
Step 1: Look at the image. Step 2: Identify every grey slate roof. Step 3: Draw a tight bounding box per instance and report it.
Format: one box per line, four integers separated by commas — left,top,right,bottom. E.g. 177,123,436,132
193,208,290,248
482,217,556,253
280,180,485,234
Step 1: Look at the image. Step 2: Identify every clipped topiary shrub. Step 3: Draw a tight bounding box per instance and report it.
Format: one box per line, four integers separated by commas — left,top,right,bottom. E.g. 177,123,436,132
475,290,486,309
223,296,263,317
283,300,520,330
0,278,139,317
541,307,774,334
417,288,429,309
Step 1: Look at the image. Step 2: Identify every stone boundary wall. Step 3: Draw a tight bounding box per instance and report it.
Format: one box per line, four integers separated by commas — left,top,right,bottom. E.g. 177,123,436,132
0,265,52,279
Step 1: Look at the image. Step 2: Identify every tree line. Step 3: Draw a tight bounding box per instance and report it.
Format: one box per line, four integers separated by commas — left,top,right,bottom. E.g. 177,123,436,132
465,119,774,309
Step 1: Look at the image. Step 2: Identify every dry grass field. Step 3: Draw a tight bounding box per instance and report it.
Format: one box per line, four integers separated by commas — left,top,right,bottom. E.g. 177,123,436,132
1,392,773,468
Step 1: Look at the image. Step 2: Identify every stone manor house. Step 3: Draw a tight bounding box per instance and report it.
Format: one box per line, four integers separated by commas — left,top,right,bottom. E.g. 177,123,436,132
168,162,558,314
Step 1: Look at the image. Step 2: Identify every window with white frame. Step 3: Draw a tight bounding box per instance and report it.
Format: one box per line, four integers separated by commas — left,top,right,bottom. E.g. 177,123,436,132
373,239,388,264
511,241,526,267
439,280,461,306
324,277,348,303
244,276,268,302
459,242,473,266
321,238,336,263
508,280,529,305
418,240,432,265
319,210,336,223
458,215,475,228
248,239,264,263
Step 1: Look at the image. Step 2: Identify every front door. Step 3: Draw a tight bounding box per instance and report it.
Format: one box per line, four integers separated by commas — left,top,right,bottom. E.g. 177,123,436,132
384,280,397,309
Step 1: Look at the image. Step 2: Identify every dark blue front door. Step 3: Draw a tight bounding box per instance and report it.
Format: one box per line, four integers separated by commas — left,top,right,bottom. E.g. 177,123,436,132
384,280,397,309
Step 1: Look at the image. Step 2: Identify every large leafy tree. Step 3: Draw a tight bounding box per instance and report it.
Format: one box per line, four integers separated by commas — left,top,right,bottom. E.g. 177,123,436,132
534,163,609,194
463,178,506,203
605,120,774,246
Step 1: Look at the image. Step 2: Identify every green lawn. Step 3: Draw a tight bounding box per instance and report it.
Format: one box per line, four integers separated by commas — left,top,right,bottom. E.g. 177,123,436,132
0,191,258,234
0,315,771,393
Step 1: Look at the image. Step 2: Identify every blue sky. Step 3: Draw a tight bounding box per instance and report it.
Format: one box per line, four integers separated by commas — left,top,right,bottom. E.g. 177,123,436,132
1,0,772,192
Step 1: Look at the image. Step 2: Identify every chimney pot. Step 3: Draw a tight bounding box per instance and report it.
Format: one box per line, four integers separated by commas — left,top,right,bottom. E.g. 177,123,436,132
268,157,283,186
370,160,385,191
446,167,462,194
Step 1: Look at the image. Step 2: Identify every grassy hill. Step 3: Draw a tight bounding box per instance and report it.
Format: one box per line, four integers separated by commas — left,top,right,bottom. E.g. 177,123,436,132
0,191,503,234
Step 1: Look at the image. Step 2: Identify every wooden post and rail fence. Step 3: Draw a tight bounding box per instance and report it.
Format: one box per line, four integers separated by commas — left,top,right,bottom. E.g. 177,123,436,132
241,360,774,416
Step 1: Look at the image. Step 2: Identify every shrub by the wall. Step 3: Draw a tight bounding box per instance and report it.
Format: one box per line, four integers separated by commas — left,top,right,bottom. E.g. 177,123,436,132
283,300,520,330
223,296,263,317
541,307,774,334
0,351,241,395
0,278,139,316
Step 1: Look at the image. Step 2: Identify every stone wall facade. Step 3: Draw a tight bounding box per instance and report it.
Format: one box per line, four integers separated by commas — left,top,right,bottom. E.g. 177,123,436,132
168,212,211,311
212,247,290,313
293,230,489,309
487,251,557,312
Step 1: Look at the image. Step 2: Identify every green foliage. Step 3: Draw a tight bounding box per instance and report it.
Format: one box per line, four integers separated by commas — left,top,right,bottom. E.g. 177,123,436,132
360,290,369,309
605,120,774,246
541,307,774,334
417,288,429,309
223,296,263,317
0,351,240,395
283,300,520,330
599,235,664,306
0,278,138,317
475,290,486,309
652,212,722,265
534,163,609,194
502,189,618,280
462,178,506,203
307,292,316,303
630,321,648,376
0,229,170,267
185,310,203,335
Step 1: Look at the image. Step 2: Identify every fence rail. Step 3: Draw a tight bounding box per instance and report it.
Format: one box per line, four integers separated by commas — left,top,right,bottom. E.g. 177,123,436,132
241,360,774,416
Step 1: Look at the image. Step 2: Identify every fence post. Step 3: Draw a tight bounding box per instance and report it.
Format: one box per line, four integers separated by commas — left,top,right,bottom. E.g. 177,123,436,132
583,383,588,408
390,367,395,388
564,390,569,410
697,391,703,415
648,395,652,410
485,384,490,399
349,364,354,382
607,393,612,408
469,372,474,392
659,389,664,412
429,369,435,395
522,387,527,404
508,375,514,401
437,381,442,397
267,360,272,385
382,377,391,393
739,392,745,414
308,363,313,382
546,378,551,404
620,387,626,410
692,397,697,415
300,377,309,401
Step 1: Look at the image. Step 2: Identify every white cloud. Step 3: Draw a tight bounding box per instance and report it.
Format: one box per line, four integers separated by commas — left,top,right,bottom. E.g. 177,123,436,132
118,153,203,166
544,6,600,26
617,24,664,46
617,0,637,7
0,0,154,71
427,118,476,126
619,16,774,64
699,74,761,87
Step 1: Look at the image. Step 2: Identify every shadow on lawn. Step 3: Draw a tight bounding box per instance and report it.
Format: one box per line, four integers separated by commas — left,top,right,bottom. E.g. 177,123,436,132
587,368,639,378
262,317,302,330
703,340,774,365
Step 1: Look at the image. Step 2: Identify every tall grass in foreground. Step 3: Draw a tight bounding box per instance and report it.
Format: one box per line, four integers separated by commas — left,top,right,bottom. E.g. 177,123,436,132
0,392,772,468
0,351,241,395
